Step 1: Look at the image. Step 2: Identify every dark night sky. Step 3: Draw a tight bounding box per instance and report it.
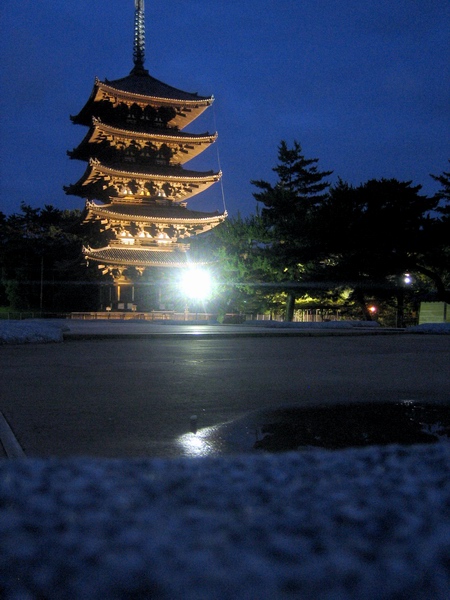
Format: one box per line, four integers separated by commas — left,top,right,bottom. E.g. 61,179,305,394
0,0,449,218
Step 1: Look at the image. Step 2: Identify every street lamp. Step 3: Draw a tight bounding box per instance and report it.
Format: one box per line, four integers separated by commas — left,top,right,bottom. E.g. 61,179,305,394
397,272,413,328
179,268,212,300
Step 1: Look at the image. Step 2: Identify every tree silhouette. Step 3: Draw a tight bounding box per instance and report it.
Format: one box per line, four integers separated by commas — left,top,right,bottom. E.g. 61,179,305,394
251,140,333,320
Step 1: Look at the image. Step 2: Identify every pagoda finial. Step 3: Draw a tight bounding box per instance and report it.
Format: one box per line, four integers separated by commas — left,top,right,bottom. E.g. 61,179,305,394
132,0,148,75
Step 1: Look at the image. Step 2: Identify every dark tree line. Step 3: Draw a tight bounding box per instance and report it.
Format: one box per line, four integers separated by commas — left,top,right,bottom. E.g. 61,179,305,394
0,203,111,311
1,147,448,322
198,144,449,323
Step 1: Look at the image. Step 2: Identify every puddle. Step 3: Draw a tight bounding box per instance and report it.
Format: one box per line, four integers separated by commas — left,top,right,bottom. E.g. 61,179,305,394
178,401,450,456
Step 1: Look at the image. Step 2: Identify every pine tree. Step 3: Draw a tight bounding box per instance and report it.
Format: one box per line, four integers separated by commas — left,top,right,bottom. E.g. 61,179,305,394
250,141,333,320
431,162,450,221
252,140,332,236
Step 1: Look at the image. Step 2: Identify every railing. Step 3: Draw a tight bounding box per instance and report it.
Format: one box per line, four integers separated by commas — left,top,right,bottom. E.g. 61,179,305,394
69,311,218,322
248,310,343,322
0,309,343,323
69,310,343,322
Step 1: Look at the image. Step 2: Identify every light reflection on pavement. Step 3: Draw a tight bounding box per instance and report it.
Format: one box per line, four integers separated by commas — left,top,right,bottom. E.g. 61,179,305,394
178,427,221,457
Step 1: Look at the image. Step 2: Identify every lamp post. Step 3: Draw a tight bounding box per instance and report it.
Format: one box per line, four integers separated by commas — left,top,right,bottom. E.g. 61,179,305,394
396,273,412,328
39,256,44,313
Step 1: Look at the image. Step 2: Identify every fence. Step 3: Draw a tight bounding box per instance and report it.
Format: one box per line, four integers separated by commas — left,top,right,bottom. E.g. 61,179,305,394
70,311,216,321
248,309,342,322
1,309,343,323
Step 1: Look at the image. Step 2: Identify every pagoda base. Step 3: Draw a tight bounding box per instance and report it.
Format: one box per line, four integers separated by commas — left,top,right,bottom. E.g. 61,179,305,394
96,279,180,314
115,279,136,310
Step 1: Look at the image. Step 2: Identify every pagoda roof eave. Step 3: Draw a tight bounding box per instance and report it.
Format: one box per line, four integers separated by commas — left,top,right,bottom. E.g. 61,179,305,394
102,74,213,104
85,200,227,225
64,160,222,201
71,77,214,126
89,118,217,143
68,119,218,163
83,245,207,268
68,159,221,186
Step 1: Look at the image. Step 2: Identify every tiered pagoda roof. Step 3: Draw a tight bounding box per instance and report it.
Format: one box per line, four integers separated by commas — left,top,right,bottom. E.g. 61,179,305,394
84,245,198,268
65,0,226,280
65,159,221,202
68,118,218,164
84,200,225,226
71,75,214,130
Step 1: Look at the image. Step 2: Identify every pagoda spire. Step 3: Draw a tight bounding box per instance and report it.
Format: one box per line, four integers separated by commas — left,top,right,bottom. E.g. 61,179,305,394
131,0,148,75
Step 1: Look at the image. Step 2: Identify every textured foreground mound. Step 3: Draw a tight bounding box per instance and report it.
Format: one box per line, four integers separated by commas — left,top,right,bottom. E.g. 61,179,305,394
1,443,449,599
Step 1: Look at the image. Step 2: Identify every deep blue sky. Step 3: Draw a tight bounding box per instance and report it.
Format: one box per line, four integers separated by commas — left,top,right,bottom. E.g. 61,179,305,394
1,0,449,218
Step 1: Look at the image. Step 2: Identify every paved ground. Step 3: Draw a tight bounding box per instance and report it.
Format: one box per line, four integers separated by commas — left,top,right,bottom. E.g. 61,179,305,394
0,323,448,459
61,319,397,339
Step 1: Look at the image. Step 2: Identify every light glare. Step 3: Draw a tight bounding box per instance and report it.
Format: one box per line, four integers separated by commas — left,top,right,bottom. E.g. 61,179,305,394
180,269,212,299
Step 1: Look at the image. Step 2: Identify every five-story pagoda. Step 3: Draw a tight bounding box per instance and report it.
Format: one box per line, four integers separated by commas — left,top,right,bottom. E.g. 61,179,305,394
65,0,226,310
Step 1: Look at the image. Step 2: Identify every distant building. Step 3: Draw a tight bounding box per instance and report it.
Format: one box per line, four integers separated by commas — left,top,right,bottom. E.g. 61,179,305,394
65,0,226,309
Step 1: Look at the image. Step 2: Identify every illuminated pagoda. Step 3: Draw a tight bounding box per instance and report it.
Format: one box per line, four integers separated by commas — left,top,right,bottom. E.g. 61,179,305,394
65,0,226,309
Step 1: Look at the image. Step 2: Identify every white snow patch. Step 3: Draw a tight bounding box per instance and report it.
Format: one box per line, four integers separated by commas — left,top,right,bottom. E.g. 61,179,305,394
407,323,450,333
0,444,449,599
0,318,448,345
0,320,65,344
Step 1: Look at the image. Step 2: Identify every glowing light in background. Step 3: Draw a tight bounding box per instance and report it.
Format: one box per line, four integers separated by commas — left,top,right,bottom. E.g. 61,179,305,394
180,268,212,300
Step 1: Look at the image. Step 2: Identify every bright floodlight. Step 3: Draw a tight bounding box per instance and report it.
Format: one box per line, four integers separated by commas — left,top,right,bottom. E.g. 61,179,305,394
180,268,212,299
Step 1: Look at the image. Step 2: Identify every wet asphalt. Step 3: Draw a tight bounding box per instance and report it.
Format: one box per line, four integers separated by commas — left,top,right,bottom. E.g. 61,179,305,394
0,323,448,459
